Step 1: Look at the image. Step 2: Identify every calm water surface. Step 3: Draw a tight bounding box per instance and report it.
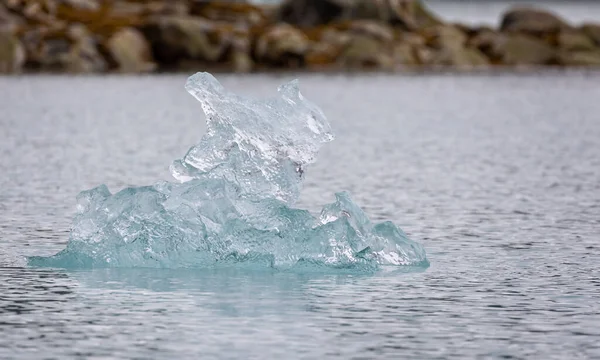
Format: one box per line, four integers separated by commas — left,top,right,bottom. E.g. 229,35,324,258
1,72,599,359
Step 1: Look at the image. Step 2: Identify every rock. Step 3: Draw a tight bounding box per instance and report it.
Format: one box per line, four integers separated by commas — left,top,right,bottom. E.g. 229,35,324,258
387,0,442,30
305,28,348,67
106,27,156,73
420,25,489,66
397,31,426,47
346,20,394,42
557,30,596,52
142,16,226,64
422,24,467,50
230,49,253,72
226,26,253,72
0,31,25,73
143,1,189,16
581,24,600,46
431,46,489,67
277,0,346,28
339,34,392,69
277,0,441,30
255,23,309,67
0,3,24,33
27,24,107,73
496,34,555,65
557,50,600,66
393,43,417,65
191,1,267,27
500,7,570,34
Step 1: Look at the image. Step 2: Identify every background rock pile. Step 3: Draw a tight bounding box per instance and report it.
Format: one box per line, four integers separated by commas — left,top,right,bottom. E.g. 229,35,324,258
1,0,600,74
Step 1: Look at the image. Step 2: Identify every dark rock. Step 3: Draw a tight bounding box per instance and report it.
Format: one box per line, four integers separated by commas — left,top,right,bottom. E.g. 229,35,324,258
500,7,570,34
142,16,226,64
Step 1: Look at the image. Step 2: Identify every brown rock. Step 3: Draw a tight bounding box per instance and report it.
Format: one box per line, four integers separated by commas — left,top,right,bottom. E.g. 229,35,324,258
339,34,392,69
142,16,226,64
346,20,394,42
255,23,309,67
106,27,156,73
277,0,441,30
191,1,267,27
581,24,600,46
431,46,489,67
225,26,253,73
422,25,467,49
305,29,348,67
500,7,570,34
29,24,107,73
393,43,417,65
397,32,426,47
0,31,25,73
496,34,555,65
277,0,346,28
557,50,600,66
557,30,596,52
144,1,189,16
0,3,24,33
388,0,442,30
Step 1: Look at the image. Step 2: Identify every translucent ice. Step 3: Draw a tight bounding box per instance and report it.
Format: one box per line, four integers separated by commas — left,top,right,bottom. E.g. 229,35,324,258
28,73,428,271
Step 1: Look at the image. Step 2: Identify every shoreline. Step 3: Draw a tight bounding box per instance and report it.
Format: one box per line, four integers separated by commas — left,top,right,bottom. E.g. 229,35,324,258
1,0,600,75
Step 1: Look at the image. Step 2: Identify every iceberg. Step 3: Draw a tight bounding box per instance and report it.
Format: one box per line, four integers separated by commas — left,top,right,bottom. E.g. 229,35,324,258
28,73,428,271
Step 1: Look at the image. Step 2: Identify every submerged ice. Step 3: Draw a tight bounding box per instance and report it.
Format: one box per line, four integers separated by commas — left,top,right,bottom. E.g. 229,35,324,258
28,73,428,270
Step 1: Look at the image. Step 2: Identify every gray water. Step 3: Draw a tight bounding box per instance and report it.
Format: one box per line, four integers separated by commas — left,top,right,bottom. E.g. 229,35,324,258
1,71,600,359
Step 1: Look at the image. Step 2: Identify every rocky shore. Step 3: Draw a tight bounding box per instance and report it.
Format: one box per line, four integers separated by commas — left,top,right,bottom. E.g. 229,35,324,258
1,0,600,74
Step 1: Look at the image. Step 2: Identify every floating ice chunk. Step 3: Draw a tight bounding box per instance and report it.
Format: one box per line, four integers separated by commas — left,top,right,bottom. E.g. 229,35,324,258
28,73,428,271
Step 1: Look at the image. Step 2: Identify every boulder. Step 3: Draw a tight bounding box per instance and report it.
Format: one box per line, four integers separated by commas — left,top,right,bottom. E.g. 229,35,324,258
496,34,555,65
387,0,442,30
27,24,107,73
468,29,504,63
339,34,393,69
142,16,226,64
190,1,267,27
0,3,25,33
276,0,441,30
255,23,309,67
500,7,570,34
277,0,346,28
418,24,488,67
557,30,596,52
305,28,348,67
226,27,253,73
393,43,418,65
0,31,25,73
581,24,600,46
346,20,394,42
431,46,489,67
106,27,156,73
557,50,600,66
422,24,467,50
